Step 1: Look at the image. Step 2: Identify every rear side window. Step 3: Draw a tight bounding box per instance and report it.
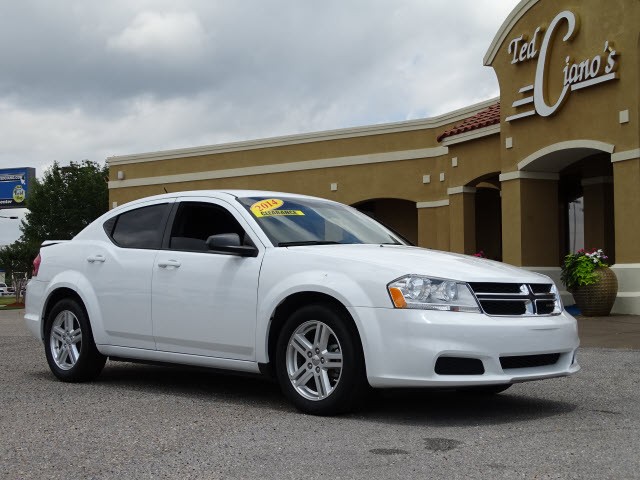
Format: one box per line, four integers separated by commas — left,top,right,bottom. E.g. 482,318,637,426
106,203,169,249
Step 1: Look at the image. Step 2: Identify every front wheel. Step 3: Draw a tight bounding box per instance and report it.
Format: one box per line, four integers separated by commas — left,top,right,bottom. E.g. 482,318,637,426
44,298,106,382
275,304,367,415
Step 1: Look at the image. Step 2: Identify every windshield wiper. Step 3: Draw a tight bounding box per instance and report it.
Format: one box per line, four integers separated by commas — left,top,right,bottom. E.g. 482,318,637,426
278,240,341,247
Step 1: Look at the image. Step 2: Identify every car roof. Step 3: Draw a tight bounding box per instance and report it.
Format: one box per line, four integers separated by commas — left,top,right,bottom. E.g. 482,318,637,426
119,189,336,207
77,189,345,241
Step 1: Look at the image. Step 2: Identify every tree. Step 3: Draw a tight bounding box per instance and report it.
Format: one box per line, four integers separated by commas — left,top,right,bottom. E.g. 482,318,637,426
0,161,109,284
0,239,38,302
20,160,109,244
0,240,37,278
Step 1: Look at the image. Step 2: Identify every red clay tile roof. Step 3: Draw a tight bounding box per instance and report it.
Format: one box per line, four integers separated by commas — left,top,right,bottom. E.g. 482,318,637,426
436,102,500,142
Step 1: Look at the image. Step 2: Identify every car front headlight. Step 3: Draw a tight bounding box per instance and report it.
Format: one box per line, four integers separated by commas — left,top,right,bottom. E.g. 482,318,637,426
387,275,480,313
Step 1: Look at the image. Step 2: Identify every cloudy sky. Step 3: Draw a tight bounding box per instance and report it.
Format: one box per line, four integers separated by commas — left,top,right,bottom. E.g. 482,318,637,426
0,0,520,244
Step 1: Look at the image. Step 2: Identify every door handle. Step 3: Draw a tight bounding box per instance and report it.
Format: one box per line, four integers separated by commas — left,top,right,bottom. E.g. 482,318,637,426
158,260,181,268
86,255,106,263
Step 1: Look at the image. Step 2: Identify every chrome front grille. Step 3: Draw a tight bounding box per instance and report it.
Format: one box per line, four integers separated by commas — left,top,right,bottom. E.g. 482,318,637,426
468,282,560,316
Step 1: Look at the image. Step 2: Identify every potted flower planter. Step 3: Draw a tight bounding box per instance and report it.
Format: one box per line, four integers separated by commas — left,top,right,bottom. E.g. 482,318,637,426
561,248,618,317
569,266,618,316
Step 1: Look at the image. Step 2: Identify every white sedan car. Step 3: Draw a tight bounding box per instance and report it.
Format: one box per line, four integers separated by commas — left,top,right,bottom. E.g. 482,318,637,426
25,190,580,415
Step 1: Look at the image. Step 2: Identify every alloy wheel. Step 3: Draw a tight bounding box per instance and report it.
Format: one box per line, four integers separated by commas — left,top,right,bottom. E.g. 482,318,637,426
286,320,343,401
49,310,83,371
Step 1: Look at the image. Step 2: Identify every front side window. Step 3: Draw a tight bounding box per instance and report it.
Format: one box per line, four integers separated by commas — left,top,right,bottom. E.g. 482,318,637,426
237,196,404,247
168,202,247,251
106,203,169,249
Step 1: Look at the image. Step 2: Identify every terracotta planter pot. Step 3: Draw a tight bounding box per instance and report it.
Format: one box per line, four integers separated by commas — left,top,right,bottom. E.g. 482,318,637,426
569,267,618,316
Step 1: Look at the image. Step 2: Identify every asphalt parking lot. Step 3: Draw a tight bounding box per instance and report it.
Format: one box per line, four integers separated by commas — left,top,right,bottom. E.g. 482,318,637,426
1,309,639,480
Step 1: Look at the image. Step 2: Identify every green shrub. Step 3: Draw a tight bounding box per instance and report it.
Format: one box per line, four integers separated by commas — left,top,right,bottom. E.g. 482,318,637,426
561,248,609,289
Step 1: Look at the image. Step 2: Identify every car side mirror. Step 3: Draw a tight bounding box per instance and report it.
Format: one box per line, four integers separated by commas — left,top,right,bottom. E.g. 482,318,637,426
206,233,258,257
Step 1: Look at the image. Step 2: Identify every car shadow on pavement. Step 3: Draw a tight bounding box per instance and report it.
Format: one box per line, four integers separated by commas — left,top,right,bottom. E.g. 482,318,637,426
27,361,288,412
352,388,577,426
28,362,577,424
94,361,288,408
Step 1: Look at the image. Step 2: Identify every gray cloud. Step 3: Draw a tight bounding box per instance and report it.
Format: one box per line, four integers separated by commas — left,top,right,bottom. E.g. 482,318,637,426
0,0,518,168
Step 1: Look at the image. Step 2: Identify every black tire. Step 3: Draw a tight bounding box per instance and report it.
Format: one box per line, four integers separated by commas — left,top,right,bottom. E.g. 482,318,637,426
44,298,106,382
275,304,367,415
456,384,512,395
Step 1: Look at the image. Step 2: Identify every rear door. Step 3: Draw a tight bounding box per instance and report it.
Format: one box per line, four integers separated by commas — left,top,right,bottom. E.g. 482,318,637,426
151,197,264,360
84,199,172,349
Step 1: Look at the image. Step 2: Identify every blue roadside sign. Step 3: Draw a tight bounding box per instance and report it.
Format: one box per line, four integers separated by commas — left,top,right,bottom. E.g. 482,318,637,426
0,168,36,209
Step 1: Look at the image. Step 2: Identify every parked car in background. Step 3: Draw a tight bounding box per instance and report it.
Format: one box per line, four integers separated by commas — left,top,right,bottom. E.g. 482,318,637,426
0,283,10,296
24,190,580,415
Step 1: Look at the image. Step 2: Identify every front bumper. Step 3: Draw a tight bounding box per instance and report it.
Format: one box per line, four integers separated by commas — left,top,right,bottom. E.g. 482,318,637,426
348,306,580,388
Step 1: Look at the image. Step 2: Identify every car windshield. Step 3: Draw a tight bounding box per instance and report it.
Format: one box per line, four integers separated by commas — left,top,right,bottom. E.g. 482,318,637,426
237,196,406,247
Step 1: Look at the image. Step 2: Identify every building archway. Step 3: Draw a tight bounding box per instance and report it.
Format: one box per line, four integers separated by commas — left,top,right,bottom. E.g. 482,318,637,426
558,152,615,262
456,173,503,261
352,198,418,245
519,142,615,264
474,180,502,261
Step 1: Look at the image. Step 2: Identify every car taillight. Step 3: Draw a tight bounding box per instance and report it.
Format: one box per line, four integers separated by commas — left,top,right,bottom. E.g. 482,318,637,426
32,253,41,277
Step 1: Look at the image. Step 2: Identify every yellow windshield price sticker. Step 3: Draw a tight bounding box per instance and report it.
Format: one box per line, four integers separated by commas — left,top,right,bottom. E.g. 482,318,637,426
250,199,305,217
256,209,305,217
251,198,283,216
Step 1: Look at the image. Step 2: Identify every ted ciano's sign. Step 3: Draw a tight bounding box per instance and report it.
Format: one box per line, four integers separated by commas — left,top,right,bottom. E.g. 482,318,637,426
506,10,619,122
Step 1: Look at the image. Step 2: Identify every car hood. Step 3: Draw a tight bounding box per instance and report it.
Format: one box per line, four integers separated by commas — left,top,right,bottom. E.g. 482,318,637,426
282,244,553,284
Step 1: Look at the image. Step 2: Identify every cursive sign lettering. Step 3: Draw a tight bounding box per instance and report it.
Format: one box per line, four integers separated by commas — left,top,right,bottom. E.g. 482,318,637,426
505,11,619,122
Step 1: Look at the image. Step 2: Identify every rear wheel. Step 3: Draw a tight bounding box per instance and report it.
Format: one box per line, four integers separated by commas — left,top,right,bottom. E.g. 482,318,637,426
275,304,367,415
44,298,106,382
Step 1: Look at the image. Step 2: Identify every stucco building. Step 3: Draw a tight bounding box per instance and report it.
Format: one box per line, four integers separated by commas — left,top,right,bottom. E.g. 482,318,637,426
107,0,640,314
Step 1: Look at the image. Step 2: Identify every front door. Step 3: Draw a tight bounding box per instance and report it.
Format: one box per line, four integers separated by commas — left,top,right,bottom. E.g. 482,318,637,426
151,198,263,360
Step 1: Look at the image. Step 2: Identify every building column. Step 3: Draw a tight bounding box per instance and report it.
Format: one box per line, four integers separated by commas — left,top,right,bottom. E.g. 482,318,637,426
581,176,615,257
447,187,476,255
611,151,640,314
499,171,561,267
417,200,450,250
